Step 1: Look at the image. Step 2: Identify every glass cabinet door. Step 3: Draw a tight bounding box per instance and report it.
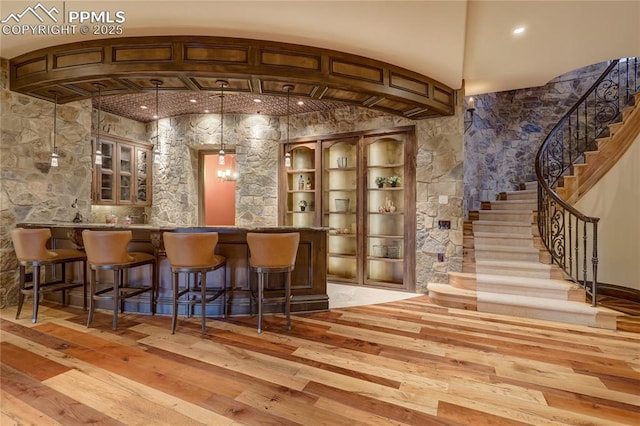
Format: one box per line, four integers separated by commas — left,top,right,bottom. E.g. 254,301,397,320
118,144,133,204
365,136,405,287
323,138,358,283
96,139,116,204
284,143,317,227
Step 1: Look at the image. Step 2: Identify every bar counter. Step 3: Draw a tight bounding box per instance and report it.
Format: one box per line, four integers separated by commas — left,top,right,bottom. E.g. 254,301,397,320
17,222,329,316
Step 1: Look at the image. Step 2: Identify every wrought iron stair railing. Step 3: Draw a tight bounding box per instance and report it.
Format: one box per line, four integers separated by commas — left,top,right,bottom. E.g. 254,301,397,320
535,57,639,306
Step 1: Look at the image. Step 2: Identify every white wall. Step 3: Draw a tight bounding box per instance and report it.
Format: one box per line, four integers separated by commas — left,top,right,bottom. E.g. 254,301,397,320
575,135,640,290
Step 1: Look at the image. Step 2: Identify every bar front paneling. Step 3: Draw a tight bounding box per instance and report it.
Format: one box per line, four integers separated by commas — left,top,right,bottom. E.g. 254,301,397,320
18,222,329,317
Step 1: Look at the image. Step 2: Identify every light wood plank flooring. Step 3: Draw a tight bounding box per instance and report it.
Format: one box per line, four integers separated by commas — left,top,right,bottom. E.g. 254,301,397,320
1,297,639,425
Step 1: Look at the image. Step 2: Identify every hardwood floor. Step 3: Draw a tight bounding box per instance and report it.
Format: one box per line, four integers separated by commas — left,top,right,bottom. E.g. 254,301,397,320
1,297,639,425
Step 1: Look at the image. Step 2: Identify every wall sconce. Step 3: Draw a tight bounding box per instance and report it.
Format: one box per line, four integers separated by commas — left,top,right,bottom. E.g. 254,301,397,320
464,97,475,133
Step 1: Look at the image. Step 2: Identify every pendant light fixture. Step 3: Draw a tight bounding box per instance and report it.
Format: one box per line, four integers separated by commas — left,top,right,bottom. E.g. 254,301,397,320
151,79,163,164
50,91,59,167
93,83,105,165
283,84,294,168
217,80,227,166
215,79,238,181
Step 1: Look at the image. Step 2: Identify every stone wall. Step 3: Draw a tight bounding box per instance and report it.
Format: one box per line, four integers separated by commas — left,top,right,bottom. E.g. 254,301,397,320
151,113,281,227
0,58,93,307
149,104,464,292
464,62,609,213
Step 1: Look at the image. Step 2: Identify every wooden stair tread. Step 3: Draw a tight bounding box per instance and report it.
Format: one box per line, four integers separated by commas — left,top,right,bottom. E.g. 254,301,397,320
428,282,476,297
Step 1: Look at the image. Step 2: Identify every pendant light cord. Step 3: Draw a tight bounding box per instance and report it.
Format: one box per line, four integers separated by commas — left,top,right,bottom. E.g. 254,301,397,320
96,85,101,147
220,81,225,153
53,92,58,151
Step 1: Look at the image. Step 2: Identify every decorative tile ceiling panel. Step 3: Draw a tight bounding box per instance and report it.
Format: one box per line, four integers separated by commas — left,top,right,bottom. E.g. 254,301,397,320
95,91,348,122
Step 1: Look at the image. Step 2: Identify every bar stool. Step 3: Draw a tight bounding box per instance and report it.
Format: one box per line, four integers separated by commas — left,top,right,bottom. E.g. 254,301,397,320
246,232,300,333
11,228,87,323
163,231,227,334
82,230,156,330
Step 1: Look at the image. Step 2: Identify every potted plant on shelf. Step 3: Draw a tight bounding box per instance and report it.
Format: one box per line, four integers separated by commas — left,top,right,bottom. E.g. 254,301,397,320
298,200,308,211
387,175,401,187
375,176,387,188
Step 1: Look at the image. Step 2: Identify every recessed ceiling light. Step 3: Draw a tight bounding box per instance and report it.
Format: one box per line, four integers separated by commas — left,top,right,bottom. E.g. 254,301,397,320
189,99,197,103
253,98,262,103
140,105,148,109
297,101,304,106
513,26,525,35
152,114,159,119
204,109,210,113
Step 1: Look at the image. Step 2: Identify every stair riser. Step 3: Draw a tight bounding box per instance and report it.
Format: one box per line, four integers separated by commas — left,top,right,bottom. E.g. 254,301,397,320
428,291,477,310
449,275,477,291
477,302,615,329
475,265,553,279
478,212,533,222
473,223,532,234
474,236,534,247
476,283,578,300
475,251,540,262
489,202,537,211
506,192,537,201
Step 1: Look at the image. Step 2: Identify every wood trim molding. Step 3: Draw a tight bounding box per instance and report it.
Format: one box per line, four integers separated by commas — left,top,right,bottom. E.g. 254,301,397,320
9,36,454,119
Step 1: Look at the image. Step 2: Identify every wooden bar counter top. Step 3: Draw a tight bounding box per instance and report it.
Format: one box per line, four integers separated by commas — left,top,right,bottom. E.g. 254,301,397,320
17,222,329,316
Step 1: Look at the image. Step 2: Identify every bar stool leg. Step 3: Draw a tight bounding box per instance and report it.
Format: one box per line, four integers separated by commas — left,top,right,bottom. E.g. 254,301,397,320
171,269,178,334
199,271,206,333
285,270,291,331
87,268,96,327
257,272,264,334
112,270,120,331
151,261,157,315
31,265,41,323
15,265,26,319
82,260,88,311
61,264,67,307
223,266,227,318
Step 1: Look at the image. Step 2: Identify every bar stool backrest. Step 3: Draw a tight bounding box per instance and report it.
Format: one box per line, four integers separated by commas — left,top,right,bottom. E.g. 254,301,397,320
246,232,300,269
11,228,57,261
163,232,219,268
82,230,134,265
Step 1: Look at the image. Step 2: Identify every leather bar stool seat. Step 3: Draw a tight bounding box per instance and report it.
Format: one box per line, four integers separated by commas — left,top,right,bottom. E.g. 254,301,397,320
11,228,87,323
163,232,227,334
82,230,156,330
246,232,300,333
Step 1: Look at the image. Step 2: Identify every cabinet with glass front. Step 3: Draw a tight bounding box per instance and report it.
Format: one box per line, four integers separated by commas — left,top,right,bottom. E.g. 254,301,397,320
92,134,152,206
279,142,319,227
364,134,413,287
322,137,359,283
279,126,415,291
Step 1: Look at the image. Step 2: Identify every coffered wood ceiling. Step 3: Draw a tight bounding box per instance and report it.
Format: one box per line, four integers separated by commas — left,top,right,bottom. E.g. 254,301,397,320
9,36,455,120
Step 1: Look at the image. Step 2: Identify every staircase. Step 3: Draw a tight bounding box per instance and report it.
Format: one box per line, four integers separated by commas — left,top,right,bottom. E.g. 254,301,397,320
428,183,621,329
428,58,639,330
